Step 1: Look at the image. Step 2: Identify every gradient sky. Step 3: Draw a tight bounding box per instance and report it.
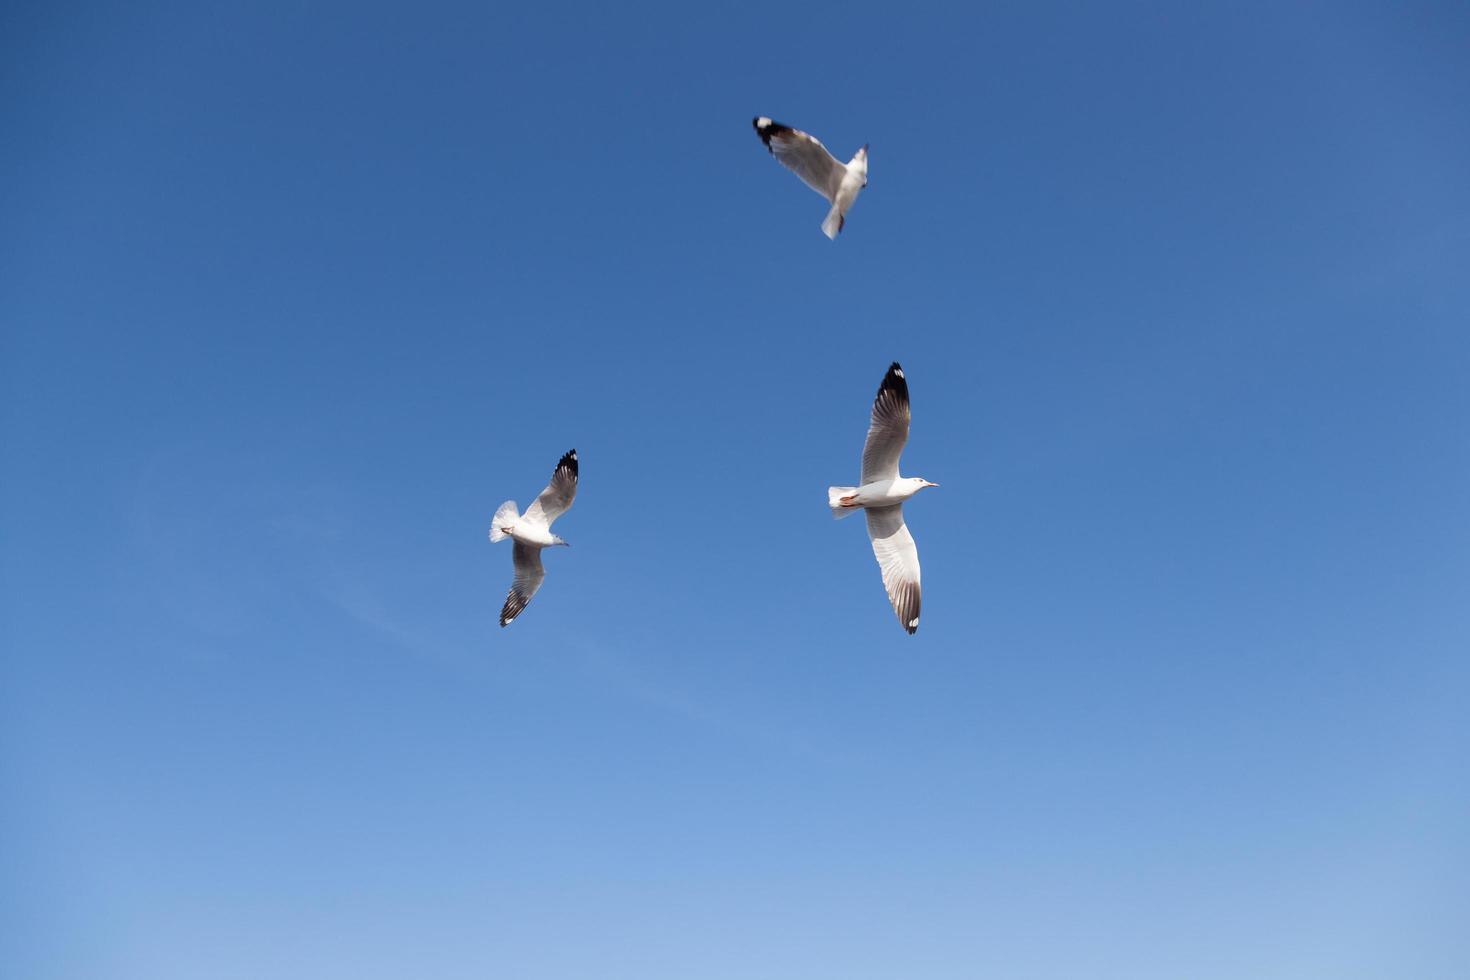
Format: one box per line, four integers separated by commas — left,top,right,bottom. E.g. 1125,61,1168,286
4,2,1469,978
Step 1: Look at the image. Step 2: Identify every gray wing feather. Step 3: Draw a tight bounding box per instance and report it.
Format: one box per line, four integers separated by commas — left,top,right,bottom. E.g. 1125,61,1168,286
500,541,545,627
860,365,911,484
757,120,846,201
523,449,578,528
866,505,921,634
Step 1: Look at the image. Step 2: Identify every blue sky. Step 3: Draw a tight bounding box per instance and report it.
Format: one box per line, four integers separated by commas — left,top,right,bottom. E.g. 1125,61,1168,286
3,1,1469,977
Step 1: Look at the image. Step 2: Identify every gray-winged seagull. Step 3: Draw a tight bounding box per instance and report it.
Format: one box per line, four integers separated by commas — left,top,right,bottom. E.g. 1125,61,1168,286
489,449,578,627
752,116,868,239
828,364,937,634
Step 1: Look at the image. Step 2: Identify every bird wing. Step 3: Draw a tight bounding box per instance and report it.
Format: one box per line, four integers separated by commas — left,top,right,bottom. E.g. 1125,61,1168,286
522,449,578,528
861,362,911,484
866,505,921,634
500,541,545,627
753,117,847,201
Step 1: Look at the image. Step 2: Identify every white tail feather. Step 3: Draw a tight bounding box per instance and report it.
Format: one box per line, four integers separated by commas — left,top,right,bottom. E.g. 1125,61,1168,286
821,205,844,240
828,486,861,520
488,500,519,542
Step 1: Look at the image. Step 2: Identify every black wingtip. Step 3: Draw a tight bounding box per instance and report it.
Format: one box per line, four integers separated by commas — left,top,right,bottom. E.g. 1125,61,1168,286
894,582,921,635
878,362,910,405
752,116,790,152
556,448,578,478
501,590,529,627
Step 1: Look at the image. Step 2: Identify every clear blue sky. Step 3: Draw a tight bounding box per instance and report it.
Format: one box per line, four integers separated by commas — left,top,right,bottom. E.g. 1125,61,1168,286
3,2,1468,977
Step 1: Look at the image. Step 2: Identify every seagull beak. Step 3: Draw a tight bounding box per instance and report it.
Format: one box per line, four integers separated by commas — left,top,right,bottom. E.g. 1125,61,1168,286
928,481,939,488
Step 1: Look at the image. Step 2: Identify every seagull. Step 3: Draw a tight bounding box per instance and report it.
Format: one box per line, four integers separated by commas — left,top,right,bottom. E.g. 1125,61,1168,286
828,364,937,634
488,449,578,627
752,116,868,239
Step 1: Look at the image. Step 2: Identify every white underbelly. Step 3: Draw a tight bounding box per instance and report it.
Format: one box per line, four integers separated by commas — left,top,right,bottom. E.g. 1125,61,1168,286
854,480,907,507
509,524,556,547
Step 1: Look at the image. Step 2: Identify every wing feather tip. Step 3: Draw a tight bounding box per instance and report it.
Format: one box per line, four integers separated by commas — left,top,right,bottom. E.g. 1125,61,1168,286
876,361,910,407
500,587,532,627
752,115,791,152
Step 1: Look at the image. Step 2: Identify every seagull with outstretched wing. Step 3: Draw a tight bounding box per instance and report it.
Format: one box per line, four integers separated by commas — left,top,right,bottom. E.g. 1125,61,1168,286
488,449,578,627
827,364,937,634
753,116,868,239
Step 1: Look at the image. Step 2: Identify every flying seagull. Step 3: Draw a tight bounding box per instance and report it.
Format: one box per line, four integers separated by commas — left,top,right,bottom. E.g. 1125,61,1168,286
488,449,578,627
752,116,868,239
828,364,937,634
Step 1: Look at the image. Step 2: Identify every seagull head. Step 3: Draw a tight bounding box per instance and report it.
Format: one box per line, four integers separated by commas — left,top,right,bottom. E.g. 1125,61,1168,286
552,535,571,547
919,479,938,490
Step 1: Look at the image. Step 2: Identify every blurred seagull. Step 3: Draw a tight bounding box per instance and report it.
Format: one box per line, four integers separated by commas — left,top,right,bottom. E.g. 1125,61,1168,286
752,116,868,239
828,364,937,634
488,449,578,627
